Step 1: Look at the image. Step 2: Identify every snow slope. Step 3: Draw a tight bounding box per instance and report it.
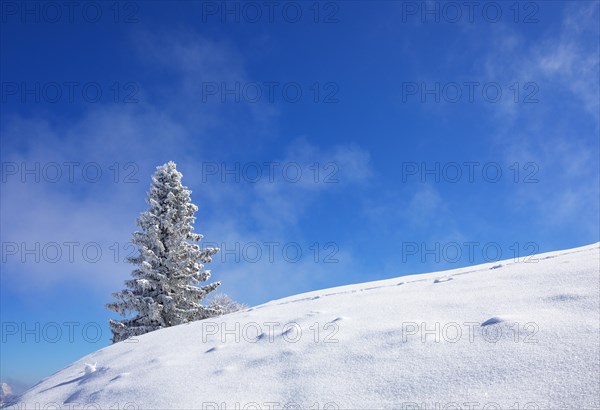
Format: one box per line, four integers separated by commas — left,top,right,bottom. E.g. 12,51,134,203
9,244,600,409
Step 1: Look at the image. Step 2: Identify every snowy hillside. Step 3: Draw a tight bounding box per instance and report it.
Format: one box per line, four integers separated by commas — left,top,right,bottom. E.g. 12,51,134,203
9,244,600,409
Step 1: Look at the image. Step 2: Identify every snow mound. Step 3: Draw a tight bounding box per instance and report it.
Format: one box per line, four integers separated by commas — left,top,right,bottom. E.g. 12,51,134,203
9,243,600,409
83,363,97,375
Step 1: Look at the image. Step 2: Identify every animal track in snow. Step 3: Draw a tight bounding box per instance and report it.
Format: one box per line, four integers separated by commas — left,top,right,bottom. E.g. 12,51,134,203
481,316,505,326
547,293,583,302
109,373,130,382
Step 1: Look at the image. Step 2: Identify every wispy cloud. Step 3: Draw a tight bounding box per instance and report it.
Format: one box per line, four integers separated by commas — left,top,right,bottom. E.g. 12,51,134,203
0,31,373,303
474,3,599,232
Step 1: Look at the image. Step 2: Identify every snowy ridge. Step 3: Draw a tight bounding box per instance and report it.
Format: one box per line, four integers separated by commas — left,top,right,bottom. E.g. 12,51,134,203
9,243,600,409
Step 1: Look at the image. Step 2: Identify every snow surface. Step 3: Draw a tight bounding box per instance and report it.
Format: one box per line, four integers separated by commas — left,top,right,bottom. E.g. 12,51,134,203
9,243,600,409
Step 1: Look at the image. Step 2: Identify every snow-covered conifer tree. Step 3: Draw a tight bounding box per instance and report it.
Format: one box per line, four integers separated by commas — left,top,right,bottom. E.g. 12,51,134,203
107,161,221,343
209,293,247,315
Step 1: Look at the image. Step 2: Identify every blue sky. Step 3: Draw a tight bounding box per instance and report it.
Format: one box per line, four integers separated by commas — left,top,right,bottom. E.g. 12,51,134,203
1,0,598,392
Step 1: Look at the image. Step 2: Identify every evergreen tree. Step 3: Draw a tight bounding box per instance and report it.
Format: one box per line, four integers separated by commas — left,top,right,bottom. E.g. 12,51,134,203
107,161,221,343
209,293,247,315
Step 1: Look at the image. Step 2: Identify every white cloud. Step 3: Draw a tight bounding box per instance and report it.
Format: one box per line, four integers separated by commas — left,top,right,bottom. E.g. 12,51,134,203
1,31,373,305
471,3,599,232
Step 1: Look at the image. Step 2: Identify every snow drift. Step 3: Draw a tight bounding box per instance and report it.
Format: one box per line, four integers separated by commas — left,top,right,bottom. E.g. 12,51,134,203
9,244,600,409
